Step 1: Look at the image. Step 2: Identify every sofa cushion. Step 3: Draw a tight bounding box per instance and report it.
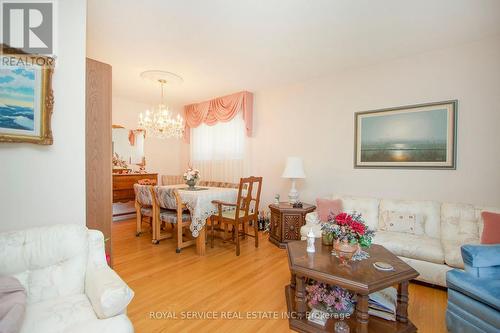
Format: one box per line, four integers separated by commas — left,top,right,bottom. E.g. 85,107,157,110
398,256,451,287
441,240,479,269
447,269,500,312
373,231,445,264
65,315,134,333
380,199,441,238
0,225,88,304
441,203,480,243
330,195,379,230
20,293,96,333
380,211,425,235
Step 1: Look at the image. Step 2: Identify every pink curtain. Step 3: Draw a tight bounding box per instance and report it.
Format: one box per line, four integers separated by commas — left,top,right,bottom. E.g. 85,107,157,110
183,91,253,143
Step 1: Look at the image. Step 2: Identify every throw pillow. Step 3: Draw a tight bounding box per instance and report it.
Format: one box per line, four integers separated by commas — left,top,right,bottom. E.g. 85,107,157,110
380,211,425,235
481,211,500,244
316,198,343,222
0,276,26,333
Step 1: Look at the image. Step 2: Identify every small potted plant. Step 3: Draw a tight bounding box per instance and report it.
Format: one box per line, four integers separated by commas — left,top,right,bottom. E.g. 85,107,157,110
306,280,355,318
183,168,200,189
322,212,375,263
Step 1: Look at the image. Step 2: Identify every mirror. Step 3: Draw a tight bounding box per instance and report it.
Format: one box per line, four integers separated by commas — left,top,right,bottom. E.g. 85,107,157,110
112,125,145,171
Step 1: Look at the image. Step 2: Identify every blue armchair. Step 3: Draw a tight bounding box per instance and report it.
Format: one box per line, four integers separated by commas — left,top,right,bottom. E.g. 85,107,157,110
446,244,500,333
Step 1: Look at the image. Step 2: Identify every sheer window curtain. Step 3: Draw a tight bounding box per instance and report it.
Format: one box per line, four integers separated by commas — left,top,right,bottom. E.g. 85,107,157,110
190,114,250,183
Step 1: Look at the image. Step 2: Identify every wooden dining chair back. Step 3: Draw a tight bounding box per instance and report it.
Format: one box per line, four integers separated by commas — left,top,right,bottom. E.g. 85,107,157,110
133,183,155,239
161,175,184,185
152,186,195,252
211,176,263,256
198,180,240,188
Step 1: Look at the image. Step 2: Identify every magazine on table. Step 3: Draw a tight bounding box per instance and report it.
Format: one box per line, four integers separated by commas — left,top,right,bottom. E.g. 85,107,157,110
368,286,397,321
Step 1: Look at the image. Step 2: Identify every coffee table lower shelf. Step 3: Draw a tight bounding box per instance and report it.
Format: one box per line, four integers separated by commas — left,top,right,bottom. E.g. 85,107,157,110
285,285,416,333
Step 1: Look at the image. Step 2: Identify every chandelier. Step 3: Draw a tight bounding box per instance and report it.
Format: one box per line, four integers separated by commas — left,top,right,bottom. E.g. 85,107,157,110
138,75,184,139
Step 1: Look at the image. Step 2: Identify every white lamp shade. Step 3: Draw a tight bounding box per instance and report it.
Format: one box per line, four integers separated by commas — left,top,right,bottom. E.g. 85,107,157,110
281,157,306,179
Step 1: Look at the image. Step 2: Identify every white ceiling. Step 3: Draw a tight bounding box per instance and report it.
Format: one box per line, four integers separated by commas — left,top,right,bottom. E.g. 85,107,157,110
87,0,500,107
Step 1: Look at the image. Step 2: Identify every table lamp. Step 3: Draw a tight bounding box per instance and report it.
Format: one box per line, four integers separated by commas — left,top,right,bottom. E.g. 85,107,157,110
282,157,306,204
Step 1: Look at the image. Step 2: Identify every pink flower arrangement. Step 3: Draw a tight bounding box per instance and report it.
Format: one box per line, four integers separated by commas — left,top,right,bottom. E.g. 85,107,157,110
321,211,375,248
305,281,354,312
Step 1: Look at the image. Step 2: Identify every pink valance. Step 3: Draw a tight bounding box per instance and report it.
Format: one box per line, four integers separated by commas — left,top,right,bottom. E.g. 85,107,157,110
183,91,253,143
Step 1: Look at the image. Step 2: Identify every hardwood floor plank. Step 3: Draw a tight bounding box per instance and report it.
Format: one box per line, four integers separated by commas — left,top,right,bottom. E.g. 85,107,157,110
112,219,448,333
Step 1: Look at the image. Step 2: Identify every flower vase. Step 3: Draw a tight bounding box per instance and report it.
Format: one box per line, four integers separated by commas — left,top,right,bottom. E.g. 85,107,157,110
186,179,197,189
333,239,358,264
322,233,334,246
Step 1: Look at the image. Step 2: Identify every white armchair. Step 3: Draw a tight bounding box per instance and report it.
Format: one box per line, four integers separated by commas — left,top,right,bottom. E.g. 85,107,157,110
0,224,134,333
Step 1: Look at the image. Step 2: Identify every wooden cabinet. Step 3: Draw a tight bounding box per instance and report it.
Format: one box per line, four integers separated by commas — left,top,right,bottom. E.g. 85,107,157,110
268,203,316,248
112,173,158,203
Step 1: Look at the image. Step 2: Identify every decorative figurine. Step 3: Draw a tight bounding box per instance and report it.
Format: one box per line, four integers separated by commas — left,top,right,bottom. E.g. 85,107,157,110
300,212,322,240
274,194,280,204
306,229,316,253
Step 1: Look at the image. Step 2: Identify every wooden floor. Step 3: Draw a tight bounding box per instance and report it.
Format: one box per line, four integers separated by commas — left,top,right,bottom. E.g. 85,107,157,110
112,219,448,333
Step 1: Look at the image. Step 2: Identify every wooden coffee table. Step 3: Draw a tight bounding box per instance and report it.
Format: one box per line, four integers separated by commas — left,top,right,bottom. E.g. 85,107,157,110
285,239,419,333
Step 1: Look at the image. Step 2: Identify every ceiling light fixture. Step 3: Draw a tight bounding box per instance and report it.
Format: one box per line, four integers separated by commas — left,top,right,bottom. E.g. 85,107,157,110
138,70,184,139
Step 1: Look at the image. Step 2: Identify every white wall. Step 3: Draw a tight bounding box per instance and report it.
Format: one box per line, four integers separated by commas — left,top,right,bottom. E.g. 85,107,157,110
0,0,87,231
112,96,184,179
249,37,500,208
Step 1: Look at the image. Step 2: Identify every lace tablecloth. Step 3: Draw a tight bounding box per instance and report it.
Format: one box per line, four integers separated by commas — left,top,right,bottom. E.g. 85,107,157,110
157,185,239,237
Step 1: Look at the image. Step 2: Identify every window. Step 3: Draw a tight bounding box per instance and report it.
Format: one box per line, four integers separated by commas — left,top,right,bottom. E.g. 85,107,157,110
190,115,248,182
191,115,246,162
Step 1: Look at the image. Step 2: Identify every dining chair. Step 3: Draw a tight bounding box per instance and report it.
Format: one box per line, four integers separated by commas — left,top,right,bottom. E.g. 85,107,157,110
197,180,211,187
211,176,263,256
161,175,184,185
133,184,156,242
152,187,196,252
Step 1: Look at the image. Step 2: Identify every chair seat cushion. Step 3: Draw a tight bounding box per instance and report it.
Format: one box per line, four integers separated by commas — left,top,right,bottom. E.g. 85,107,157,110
221,210,247,220
373,231,445,264
159,209,190,224
140,207,152,217
20,293,134,333
20,294,97,333
447,269,500,311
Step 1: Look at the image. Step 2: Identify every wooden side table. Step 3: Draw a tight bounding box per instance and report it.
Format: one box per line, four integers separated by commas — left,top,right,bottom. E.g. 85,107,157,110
268,202,316,248
285,240,419,333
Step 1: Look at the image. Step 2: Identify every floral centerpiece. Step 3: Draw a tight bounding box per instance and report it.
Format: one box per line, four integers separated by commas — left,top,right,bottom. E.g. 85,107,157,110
321,212,375,262
306,280,355,317
183,168,200,189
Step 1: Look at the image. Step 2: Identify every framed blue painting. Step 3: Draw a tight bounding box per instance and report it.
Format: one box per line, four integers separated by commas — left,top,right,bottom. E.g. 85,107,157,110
354,101,457,169
0,50,54,144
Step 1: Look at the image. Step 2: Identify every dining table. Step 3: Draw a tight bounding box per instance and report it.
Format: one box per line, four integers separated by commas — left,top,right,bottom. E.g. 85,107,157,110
155,184,240,255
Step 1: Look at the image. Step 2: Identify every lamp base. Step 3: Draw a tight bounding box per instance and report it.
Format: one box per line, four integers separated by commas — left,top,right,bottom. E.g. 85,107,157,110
288,179,299,204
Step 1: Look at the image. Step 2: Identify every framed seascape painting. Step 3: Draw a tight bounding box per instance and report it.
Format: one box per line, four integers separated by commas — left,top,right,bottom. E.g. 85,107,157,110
0,50,54,144
354,100,457,169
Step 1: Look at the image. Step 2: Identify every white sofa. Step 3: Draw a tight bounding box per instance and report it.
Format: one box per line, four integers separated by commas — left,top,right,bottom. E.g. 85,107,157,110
0,224,134,333
307,195,500,287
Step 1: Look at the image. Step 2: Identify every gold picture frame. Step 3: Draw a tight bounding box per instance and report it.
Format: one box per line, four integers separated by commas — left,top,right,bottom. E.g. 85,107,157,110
0,45,54,144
